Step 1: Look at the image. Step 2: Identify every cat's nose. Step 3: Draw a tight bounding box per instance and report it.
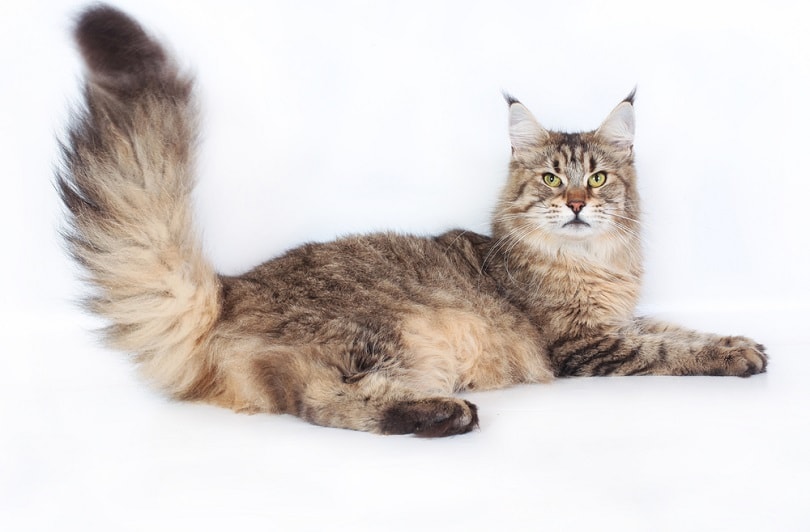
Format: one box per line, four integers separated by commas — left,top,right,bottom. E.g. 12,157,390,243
567,200,586,214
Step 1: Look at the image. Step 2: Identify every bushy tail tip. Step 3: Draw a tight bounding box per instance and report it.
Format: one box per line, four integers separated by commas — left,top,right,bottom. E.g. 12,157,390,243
74,4,169,91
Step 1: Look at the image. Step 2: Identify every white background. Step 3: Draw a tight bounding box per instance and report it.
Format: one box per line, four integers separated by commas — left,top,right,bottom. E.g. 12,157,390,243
1,1,808,530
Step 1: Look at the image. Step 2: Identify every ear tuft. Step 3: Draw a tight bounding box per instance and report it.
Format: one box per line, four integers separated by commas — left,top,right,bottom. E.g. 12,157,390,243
623,87,637,105
502,91,521,106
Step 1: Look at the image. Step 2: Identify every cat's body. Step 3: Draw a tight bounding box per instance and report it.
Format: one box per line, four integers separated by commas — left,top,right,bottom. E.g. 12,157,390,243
58,6,766,437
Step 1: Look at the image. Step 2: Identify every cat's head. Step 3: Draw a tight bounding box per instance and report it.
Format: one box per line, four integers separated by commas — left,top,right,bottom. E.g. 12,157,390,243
493,92,641,265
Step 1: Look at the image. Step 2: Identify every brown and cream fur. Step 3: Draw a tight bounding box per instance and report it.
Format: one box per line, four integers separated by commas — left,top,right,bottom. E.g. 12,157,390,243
58,5,767,437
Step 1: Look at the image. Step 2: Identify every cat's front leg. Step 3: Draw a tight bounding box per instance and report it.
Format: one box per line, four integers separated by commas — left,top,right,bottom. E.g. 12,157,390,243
550,318,767,378
631,317,767,377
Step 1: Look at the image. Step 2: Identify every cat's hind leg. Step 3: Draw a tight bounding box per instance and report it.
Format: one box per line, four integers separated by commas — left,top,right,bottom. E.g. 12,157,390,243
254,352,478,437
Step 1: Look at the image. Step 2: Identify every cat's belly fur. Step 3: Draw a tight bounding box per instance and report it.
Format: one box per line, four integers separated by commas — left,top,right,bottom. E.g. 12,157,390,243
399,305,553,392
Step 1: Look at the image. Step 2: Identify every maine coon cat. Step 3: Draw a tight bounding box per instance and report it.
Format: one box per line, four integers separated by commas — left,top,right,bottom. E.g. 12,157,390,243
58,5,767,437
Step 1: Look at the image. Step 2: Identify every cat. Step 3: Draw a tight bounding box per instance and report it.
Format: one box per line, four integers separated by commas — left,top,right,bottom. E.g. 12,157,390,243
58,5,767,437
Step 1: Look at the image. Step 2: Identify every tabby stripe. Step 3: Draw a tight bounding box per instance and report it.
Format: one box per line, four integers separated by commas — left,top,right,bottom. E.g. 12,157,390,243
625,343,668,375
591,346,641,376
559,338,622,376
557,339,605,376
518,200,539,213
512,181,530,203
548,335,578,355
625,363,655,376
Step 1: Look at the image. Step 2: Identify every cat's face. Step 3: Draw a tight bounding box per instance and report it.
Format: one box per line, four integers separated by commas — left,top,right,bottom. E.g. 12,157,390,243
493,95,641,260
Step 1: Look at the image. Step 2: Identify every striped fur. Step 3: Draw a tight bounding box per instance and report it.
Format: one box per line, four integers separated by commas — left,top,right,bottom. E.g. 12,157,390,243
57,5,766,437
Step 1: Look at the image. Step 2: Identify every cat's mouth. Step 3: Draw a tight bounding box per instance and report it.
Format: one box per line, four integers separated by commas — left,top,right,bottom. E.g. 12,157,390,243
563,218,590,228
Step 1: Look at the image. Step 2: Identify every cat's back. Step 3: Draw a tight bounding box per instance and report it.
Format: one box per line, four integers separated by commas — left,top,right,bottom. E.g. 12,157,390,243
220,230,496,322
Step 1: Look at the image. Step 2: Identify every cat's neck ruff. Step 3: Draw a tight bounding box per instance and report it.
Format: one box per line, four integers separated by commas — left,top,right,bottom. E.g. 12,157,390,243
491,232,643,330
523,230,643,280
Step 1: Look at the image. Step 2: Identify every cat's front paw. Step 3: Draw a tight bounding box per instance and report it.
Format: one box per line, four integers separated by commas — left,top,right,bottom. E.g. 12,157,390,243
702,336,768,377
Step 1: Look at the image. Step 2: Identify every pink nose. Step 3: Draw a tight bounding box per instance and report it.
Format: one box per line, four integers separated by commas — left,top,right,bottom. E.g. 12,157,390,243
567,200,585,214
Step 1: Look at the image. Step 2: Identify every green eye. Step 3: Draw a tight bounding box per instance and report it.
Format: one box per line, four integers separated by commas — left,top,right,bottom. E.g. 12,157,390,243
588,171,607,188
542,173,562,188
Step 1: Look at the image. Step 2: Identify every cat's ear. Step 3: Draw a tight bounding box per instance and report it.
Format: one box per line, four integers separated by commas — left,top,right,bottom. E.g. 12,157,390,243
596,91,636,150
506,95,548,151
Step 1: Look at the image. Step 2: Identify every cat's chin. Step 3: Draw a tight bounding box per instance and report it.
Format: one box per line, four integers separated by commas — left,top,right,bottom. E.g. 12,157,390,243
522,227,609,256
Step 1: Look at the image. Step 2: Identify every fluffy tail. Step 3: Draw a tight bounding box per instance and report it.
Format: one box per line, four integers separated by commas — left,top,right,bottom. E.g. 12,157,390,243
58,6,221,400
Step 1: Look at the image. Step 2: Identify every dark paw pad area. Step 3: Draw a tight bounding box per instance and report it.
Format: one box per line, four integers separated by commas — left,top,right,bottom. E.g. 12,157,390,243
380,398,479,437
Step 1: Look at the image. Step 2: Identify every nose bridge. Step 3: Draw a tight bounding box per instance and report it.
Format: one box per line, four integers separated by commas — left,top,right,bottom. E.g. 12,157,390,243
561,147,588,213
565,187,587,205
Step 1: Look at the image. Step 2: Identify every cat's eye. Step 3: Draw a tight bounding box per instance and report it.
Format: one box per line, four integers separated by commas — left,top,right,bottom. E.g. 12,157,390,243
588,172,607,188
542,173,562,188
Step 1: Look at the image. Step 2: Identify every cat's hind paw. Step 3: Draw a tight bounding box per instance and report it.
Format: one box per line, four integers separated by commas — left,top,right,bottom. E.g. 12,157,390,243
379,398,479,437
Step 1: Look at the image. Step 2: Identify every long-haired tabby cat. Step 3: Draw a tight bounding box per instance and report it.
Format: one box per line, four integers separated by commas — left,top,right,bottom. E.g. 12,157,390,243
58,5,767,437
